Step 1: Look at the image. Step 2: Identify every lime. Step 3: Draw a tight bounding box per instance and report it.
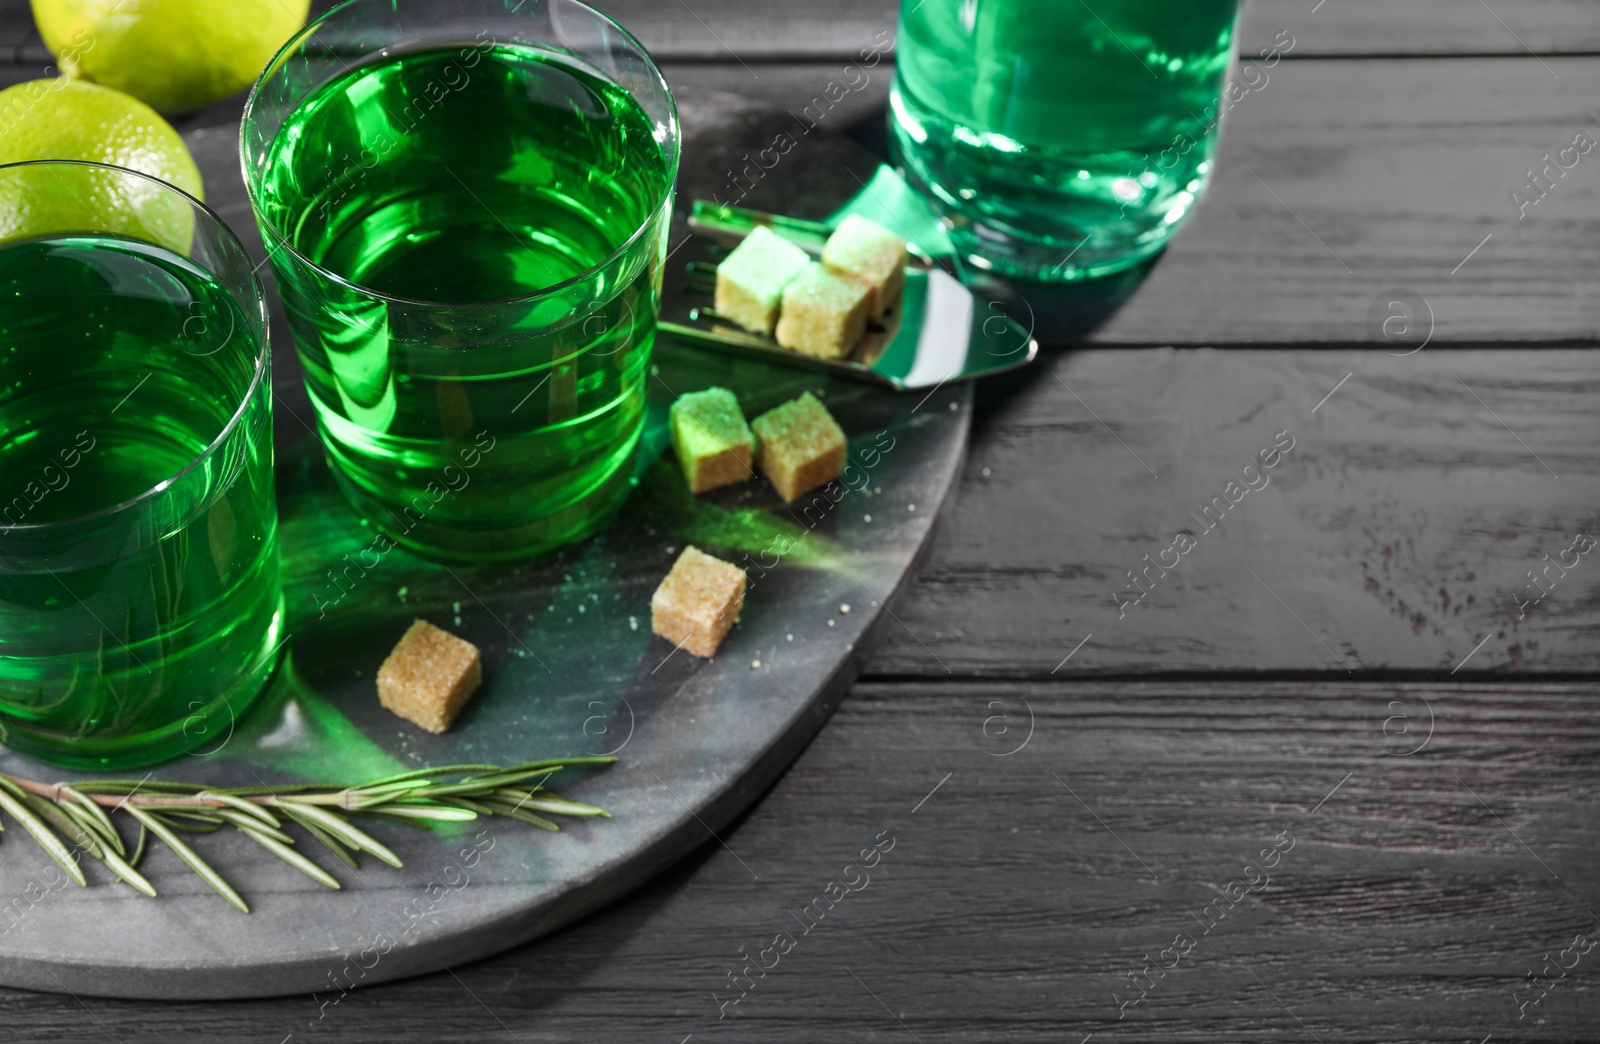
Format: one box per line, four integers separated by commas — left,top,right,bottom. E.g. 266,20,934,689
0,77,202,250
31,0,311,115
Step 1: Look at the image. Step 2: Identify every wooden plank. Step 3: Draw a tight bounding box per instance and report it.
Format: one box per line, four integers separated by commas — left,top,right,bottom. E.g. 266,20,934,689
861,348,1600,678
622,0,1600,59
4,1,1597,68
1247,0,1600,57
3,680,1595,1040
667,56,1600,347
6,1,1593,69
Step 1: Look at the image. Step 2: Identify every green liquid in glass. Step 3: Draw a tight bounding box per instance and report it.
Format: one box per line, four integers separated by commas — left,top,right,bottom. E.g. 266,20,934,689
0,235,282,769
258,43,672,561
890,0,1239,279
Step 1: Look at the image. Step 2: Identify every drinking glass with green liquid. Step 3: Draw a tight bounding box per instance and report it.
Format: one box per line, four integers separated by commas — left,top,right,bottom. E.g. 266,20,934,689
0,161,282,769
891,0,1242,281
243,0,679,562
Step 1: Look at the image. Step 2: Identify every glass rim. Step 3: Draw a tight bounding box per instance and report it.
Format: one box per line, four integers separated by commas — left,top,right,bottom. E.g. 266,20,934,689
0,158,271,536
239,0,683,311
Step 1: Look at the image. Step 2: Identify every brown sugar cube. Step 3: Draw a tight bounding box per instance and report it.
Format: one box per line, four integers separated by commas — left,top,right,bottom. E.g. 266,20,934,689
651,546,747,658
821,213,909,318
773,262,873,360
751,391,846,502
376,619,483,734
713,225,812,334
670,387,756,494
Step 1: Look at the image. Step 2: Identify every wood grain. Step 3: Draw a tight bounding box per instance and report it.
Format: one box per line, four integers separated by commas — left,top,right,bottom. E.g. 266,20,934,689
611,0,1600,59
3,0,1598,67
1247,0,1600,57
3,680,1595,1041
861,348,1600,678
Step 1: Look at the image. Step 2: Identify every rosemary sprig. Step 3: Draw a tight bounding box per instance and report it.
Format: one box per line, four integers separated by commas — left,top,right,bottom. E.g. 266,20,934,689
0,757,613,913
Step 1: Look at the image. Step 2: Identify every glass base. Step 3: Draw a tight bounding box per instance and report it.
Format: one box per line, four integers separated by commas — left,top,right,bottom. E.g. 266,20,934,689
948,221,1170,283
0,598,286,771
887,81,1211,283
331,444,642,563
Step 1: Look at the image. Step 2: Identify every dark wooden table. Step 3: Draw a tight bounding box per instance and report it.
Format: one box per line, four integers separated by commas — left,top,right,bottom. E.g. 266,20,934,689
6,1,1600,1039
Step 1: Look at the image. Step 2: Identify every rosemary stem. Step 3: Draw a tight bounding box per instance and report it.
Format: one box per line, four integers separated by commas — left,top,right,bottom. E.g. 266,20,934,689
3,775,275,809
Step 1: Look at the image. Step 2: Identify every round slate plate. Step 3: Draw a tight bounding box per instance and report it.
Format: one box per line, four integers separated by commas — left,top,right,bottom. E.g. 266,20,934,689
0,90,970,999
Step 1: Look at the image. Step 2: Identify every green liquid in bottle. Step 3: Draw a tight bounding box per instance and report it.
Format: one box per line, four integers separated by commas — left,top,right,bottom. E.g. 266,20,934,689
891,0,1240,280
256,42,673,561
0,235,282,769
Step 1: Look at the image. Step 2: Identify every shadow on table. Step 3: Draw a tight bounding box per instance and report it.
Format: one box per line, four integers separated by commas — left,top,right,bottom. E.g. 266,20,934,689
964,258,1155,350
961,255,1158,430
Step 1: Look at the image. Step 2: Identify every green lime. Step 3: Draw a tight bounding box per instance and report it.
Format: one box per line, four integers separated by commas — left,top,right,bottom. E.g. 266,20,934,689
0,77,202,250
31,0,311,115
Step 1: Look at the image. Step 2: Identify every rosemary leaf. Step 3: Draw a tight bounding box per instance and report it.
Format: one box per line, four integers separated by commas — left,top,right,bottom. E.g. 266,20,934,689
127,822,148,869
358,764,503,787
0,779,88,849
365,804,478,823
140,805,226,821
82,779,205,794
443,769,559,793
0,784,86,886
294,817,361,871
19,791,105,860
214,810,293,844
198,792,280,828
501,793,611,819
57,786,124,854
154,811,226,833
343,782,432,810
238,825,340,890
276,802,402,868
496,755,616,775
124,806,248,914
97,842,157,898
476,800,560,832
351,811,434,830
